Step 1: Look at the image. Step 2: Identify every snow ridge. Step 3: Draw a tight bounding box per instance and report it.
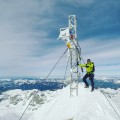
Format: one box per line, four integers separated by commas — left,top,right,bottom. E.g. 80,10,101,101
29,84,120,120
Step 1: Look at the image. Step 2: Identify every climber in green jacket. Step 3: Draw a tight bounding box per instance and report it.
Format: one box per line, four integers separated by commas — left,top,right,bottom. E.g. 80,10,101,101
78,59,95,92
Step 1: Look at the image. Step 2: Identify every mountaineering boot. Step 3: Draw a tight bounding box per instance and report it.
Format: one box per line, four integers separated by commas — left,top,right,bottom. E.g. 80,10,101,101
84,85,89,88
91,89,94,92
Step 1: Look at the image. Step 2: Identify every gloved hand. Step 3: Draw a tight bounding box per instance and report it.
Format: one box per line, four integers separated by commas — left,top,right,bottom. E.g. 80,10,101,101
77,62,79,65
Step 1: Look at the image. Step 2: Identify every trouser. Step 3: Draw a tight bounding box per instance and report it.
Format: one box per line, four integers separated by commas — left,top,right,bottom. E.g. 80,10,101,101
83,73,94,90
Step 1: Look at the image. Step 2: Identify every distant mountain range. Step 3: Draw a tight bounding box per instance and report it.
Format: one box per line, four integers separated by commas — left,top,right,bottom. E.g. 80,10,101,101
0,76,120,93
0,78,66,92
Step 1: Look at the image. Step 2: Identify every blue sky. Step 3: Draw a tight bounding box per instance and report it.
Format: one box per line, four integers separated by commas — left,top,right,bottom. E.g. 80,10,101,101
0,0,120,77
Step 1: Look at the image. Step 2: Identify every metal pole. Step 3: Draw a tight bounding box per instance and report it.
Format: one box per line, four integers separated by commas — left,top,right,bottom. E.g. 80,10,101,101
68,15,80,97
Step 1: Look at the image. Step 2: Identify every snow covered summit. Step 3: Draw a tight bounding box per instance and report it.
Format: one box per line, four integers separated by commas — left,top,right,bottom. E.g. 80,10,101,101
29,83,120,120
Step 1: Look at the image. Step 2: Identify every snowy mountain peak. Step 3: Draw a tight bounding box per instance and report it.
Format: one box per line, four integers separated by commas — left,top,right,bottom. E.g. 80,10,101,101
0,82,120,120
28,84,120,120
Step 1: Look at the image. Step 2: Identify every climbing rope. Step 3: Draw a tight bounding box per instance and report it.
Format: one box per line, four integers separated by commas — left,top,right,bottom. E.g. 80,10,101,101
18,48,68,120
63,57,69,84
100,89,120,120
18,91,38,120
44,48,68,81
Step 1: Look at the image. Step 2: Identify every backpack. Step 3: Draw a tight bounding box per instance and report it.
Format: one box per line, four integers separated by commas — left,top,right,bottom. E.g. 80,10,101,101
92,62,95,72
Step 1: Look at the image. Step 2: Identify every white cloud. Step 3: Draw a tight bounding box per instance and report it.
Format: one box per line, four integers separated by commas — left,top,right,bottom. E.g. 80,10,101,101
80,38,120,61
0,0,119,76
78,38,120,75
0,0,56,76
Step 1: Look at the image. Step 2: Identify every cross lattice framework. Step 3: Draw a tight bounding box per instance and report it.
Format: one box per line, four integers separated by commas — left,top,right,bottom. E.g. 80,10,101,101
68,15,81,97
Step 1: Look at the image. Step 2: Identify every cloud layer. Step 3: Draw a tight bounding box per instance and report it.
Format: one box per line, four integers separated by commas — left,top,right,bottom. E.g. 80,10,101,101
0,0,120,77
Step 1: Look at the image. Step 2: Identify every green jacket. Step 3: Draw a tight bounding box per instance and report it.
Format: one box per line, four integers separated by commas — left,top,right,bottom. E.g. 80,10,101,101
79,62,94,73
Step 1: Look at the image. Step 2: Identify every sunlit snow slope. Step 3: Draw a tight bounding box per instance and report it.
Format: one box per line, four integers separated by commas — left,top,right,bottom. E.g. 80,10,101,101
29,83,120,120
